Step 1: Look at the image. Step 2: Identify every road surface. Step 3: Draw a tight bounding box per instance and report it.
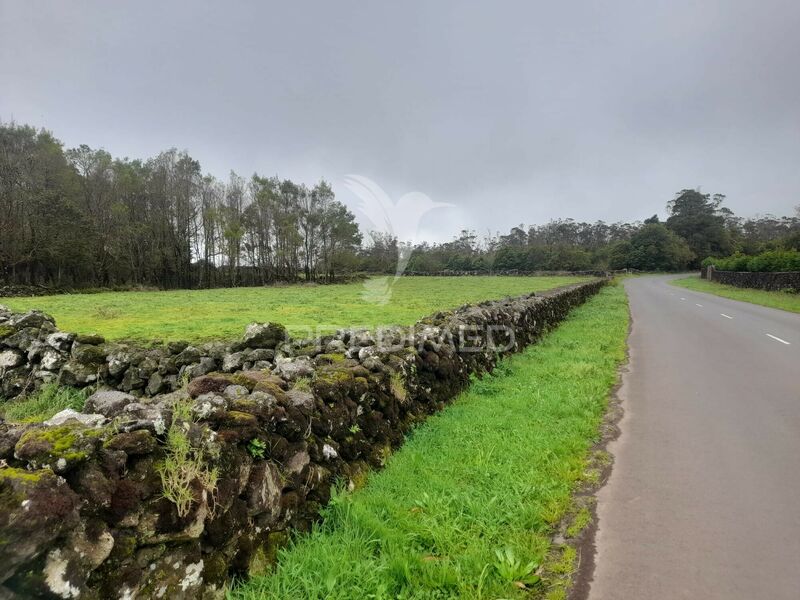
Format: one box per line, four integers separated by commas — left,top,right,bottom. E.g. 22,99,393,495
587,275,800,599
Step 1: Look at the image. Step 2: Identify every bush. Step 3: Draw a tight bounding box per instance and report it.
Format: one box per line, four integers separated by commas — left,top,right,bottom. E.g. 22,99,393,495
705,249,800,272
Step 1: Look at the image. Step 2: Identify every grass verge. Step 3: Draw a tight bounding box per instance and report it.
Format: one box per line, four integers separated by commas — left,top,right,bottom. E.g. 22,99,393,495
3,276,587,344
1,383,88,423
229,283,629,599
671,275,800,314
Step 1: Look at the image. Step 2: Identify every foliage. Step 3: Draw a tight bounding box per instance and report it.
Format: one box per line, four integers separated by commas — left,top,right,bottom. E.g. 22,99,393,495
402,198,797,275
703,249,800,272
292,377,312,392
665,189,733,267
1,384,88,423
5,276,587,343
0,121,360,290
229,284,629,599
609,223,694,271
671,276,800,314
247,438,267,460
157,398,219,517
3,120,797,284
493,547,541,587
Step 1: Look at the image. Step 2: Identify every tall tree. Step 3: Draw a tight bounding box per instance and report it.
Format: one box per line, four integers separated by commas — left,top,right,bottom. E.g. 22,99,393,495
610,223,694,271
666,189,733,266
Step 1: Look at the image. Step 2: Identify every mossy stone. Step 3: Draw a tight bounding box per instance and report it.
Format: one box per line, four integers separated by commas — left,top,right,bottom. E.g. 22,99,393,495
15,423,105,471
75,333,105,345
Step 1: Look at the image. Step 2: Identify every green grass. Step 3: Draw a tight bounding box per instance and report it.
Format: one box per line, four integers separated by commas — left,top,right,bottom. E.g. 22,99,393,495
229,283,629,600
1,384,88,423
671,275,800,314
2,276,588,344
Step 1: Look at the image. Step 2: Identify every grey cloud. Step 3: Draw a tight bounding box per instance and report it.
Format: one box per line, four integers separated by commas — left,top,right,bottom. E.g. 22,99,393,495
1,0,798,241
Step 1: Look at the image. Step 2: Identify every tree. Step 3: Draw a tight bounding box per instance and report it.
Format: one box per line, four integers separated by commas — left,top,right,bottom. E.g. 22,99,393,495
665,189,733,267
319,201,361,281
0,121,366,289
610,223,694,271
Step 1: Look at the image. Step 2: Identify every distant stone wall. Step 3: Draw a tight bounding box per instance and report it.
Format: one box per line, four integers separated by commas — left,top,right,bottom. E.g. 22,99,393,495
0,284,69,298
0,280,606,599
707,267,800,292
403,269,613,277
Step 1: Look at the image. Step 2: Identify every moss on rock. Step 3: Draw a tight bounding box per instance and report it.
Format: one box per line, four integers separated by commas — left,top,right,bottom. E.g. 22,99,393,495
252,381,288,403
14,423,105,471
0,466,44,484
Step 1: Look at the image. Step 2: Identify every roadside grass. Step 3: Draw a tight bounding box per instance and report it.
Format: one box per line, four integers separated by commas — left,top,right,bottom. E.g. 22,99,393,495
229,283,629,600
1,383,88,423
3,276,588,344
671,275,800,314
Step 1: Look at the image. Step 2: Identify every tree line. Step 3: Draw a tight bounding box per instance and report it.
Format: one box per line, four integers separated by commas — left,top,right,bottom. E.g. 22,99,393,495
2,121,799,290
399,190,798,273
0,122,361,289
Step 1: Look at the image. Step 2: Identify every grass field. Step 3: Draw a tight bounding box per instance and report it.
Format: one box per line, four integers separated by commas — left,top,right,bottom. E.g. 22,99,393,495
671,276,800,314
2,276,588,344
230,283,629,600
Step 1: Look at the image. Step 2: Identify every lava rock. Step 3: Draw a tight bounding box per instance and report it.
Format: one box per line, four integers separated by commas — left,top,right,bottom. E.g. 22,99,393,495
84,390,137,418
0,466,81,583
242,322,287,349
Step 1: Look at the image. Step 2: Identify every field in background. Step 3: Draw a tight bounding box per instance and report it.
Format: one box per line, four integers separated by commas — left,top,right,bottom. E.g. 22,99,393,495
231,283,629,600
671,276,800,314
2,276,588,343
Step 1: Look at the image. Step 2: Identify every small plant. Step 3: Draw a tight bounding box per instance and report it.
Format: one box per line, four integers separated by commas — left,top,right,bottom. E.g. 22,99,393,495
157,398,218,517
348,424,361,434
2,384,88,423
389,370,407,403
493,547,541,587
247,437,267,459
293,377,312,392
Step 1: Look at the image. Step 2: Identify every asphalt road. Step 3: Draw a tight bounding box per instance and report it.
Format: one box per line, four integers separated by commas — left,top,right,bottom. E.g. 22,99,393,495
587,275,800,600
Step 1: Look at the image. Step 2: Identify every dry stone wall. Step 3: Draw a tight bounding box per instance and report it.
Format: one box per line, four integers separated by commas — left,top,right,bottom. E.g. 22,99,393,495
0,310,291,400
0,279,606,599
706,267,800,292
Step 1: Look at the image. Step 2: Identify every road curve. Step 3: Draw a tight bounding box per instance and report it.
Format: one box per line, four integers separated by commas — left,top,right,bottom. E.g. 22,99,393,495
587,275,800,600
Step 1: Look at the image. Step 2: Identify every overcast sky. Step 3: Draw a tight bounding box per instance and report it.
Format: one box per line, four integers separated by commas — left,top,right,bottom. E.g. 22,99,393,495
2,1,798,241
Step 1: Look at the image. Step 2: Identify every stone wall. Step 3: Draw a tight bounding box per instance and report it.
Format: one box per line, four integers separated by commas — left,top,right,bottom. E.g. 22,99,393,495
0,309,291,400
0,279,606,599
707,267,800,292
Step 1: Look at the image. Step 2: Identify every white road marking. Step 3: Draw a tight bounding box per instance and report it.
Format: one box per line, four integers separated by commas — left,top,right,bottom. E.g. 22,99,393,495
720,313,733,319
766,334,791,345
695,303,703,307
680,297,686,301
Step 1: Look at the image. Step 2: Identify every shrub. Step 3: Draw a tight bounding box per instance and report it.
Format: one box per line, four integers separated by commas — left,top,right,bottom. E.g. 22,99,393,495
704,249,800,272
747,250,800,272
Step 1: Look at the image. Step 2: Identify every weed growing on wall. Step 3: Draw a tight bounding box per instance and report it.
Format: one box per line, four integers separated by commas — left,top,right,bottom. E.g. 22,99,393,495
157,398,219,517
1,384,89,423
